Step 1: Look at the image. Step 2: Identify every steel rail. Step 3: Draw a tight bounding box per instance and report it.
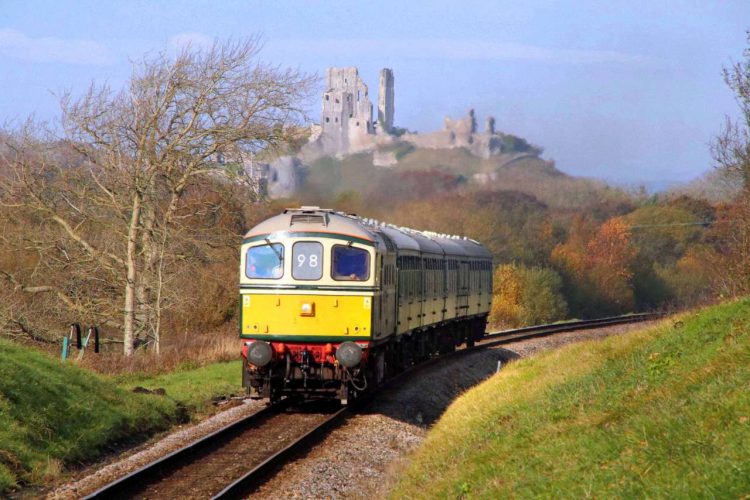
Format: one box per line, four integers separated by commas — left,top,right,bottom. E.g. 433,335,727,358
86,312,660,499
82,399,292,499
212,406,349,499
482,313,657,344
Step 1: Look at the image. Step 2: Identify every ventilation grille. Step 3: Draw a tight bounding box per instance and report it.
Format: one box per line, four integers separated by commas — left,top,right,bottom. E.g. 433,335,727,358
290,214,326,226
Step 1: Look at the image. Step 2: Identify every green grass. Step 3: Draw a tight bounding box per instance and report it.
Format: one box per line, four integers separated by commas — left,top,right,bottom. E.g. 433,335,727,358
115,360,242,414
391,298,750,498
0,340,243,494
0,338,178,492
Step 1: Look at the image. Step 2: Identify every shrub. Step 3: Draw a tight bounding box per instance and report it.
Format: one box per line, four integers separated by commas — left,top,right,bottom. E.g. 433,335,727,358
490,264,568,328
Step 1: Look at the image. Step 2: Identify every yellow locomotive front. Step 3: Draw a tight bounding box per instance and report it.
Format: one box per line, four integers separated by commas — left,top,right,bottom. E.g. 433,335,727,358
239,208,382,403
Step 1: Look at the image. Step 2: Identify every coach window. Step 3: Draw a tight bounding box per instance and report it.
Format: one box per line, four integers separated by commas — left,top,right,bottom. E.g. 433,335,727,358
332,245,370,281
292,241,323,280
246,243,284,279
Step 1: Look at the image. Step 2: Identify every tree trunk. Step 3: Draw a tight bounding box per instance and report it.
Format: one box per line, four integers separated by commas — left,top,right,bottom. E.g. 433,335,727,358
143,180,188,354
123,192,142,356
136,200,156,345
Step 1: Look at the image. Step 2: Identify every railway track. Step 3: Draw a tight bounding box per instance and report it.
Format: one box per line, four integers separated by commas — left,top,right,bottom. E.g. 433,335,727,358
85,312,658,499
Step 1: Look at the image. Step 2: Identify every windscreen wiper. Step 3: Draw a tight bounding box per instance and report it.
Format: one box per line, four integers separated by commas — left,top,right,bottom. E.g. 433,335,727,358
265,238,283,262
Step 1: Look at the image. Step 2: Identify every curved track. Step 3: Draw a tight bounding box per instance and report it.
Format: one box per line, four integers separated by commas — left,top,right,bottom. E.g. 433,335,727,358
85,313,658,499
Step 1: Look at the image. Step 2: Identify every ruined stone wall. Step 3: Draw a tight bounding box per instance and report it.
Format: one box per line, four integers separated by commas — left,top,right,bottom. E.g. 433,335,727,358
402,109,506,158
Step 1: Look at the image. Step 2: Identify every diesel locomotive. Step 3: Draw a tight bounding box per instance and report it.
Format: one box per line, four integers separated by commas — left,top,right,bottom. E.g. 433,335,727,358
239,207,493,403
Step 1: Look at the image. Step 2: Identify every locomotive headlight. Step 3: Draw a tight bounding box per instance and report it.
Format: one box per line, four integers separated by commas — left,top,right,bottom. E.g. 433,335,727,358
300,301,315,317
247,341,273,367
335,341,362,368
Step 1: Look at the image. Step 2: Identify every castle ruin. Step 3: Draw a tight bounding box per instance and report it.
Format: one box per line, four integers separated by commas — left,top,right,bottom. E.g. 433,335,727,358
318,67,395,153
254,66,540,197
312,67,509,159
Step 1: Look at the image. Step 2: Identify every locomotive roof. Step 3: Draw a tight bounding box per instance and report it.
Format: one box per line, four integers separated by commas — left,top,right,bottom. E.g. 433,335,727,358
244,207,491,259
244,207,376,243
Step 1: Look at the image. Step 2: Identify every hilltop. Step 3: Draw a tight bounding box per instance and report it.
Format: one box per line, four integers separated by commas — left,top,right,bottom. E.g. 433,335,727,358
298,142,630,212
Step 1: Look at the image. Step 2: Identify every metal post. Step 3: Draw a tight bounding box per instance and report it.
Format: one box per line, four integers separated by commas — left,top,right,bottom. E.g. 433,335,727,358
77,328,93,361
61,337,69,361
93,326,100,353
71,323,82,349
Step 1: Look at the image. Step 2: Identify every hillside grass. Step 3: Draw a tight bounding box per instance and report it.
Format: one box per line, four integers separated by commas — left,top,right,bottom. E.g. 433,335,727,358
0,338,178,492
391,298,750,498
0,339,244,493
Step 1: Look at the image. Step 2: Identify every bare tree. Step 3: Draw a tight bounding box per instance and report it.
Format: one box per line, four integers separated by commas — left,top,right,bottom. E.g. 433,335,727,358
713,32,750,194
1,39,313,354
711,31,750,295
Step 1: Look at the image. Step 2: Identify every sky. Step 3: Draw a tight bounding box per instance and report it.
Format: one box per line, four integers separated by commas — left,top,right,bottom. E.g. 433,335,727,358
1,1,748,190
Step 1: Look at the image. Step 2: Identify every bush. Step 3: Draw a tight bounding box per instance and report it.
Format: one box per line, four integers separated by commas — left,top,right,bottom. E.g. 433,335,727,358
655,247,716,306
490,264,568,328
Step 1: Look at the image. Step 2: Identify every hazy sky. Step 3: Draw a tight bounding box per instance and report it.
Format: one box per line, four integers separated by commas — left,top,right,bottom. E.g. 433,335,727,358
1,1,748,189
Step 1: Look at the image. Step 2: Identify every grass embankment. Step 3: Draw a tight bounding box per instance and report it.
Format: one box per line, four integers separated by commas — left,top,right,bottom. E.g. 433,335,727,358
0,338,243,493
115,360,242,414
392,299,750,498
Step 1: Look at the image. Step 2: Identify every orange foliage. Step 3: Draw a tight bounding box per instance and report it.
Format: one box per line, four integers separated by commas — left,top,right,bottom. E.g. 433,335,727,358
553,217,637,314
585,218,637,281
489,265,523,328
706,200,750,296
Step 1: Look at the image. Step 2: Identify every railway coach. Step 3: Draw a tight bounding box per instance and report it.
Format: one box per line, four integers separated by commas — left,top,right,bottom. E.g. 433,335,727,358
239,207,492,403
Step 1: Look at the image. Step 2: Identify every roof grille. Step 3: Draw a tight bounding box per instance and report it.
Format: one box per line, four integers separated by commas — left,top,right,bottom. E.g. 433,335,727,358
290,214,326,226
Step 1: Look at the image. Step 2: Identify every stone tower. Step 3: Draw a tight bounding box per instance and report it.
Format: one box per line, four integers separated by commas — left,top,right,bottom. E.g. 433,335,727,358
378,68,394,134
485,116,496,135
321,67,373,152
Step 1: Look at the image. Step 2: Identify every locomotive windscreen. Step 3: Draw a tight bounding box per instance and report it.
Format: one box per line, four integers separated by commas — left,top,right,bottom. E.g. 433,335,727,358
246,243,284,279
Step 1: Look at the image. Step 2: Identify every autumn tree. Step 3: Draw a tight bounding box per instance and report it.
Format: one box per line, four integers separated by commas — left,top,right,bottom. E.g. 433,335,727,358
0,39,313,354
489,264,568,328
552,217,637,316
489,265,523,328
